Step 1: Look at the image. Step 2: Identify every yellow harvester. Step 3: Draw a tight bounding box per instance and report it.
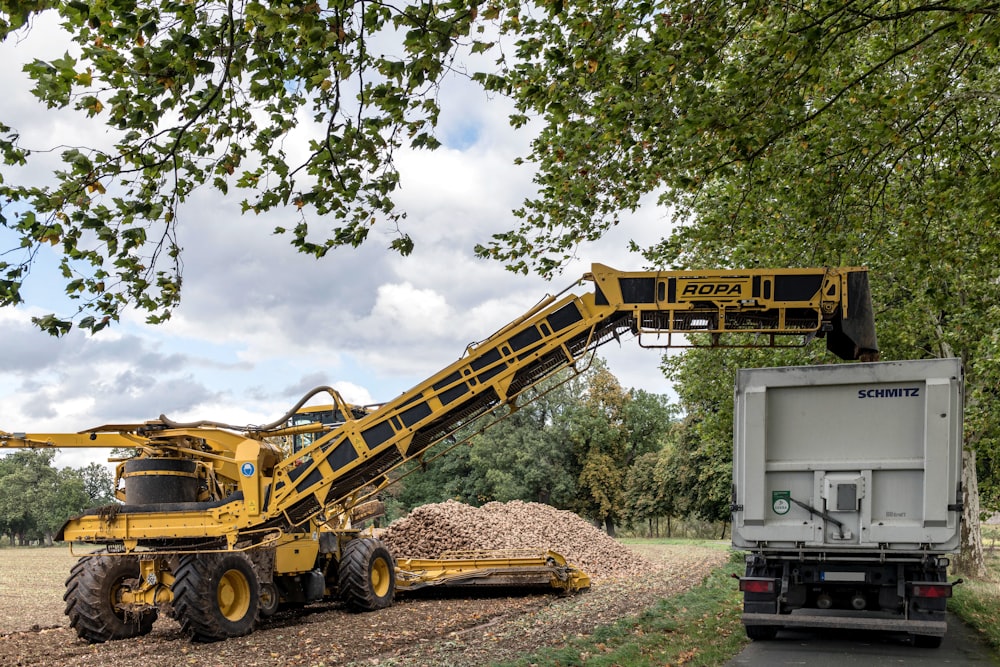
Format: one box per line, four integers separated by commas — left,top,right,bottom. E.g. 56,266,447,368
0,264,877,642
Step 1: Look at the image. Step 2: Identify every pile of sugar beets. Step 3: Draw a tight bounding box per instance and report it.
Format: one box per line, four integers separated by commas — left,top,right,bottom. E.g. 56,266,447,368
380,499,653,581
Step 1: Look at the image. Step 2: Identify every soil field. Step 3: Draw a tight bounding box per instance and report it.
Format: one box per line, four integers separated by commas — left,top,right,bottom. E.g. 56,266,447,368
0,542,728,667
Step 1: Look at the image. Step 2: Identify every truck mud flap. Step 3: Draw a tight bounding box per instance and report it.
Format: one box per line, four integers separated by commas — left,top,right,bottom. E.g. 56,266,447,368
742,612,946,637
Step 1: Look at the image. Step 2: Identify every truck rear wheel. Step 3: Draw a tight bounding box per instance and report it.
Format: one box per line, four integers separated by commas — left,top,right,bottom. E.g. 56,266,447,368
913,634,943,648
339,537,395,611
173,553,260,641
745,625,779,641
64,554,157,643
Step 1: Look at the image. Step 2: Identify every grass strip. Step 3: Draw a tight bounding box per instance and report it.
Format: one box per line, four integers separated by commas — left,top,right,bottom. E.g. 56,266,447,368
951,580,1000,653
949,542,1000,659
949,526,1000,657
494,558,748,667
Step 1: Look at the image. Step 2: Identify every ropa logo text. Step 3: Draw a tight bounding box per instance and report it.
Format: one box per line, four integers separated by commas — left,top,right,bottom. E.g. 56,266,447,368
681,283,743,297
857,387,921,399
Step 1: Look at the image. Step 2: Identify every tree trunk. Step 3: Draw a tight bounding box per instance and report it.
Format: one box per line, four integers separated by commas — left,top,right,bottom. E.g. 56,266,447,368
604,516,616,537
955,448,986,577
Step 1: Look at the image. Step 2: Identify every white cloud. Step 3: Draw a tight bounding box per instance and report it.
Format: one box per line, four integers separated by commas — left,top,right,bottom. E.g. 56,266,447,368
364,282,453,337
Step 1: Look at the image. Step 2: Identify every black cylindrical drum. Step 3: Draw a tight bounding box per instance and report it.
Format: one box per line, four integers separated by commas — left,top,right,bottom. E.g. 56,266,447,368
123,458,199,505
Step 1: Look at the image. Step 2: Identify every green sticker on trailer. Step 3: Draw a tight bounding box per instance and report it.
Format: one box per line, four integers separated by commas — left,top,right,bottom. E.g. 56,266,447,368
772,490,791,515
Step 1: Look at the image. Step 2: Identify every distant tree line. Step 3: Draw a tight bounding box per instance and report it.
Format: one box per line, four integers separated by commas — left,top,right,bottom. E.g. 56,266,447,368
385,359,733,538
0,357,734,545
0,451,115,546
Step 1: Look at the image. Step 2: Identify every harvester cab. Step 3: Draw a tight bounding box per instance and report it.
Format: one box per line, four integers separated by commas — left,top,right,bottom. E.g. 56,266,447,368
278,402,375,454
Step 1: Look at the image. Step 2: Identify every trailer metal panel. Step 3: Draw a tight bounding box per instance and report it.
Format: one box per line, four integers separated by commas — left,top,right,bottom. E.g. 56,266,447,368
733,359,962,645
732,359,963,554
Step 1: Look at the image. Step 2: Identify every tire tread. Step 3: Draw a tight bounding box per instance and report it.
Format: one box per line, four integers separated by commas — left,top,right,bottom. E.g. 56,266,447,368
173,553,260,642
63,554,156,643
339,538,395,612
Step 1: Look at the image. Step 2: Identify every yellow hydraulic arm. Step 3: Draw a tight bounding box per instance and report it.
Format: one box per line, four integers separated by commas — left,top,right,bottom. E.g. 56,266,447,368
0,264,878,547
261,265,877,530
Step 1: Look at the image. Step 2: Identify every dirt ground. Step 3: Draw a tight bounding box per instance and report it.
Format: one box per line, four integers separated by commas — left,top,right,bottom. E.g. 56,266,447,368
0,543,728,667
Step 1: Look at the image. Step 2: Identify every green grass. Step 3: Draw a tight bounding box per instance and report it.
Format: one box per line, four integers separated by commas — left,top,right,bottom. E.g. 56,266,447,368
493,554,749,667
949,526,1000,656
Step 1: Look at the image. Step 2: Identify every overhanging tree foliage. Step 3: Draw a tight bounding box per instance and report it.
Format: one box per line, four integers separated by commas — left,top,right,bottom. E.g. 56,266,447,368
479,1,1000,272
1,0,490,333
5,1,999,341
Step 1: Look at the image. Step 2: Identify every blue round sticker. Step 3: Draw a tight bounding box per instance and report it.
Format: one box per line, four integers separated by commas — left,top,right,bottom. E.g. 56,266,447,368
240,462,256,477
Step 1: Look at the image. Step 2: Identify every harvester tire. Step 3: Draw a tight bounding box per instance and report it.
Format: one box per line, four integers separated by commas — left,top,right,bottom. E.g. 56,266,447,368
339,537,395,612
63,553,157,643
259,581,280,617
173,552,260,642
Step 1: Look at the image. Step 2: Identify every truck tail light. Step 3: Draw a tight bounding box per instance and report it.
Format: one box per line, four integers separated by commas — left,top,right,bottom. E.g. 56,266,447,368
740,578,776,594
909,583,953,599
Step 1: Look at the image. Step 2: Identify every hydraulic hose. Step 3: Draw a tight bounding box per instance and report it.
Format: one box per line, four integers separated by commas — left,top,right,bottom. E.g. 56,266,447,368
158,386,342,433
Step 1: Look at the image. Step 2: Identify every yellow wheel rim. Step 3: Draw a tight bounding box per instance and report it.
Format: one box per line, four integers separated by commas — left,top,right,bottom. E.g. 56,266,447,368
370,557,391,598
217,569,251,622
109,581,125,619
260,584,276,612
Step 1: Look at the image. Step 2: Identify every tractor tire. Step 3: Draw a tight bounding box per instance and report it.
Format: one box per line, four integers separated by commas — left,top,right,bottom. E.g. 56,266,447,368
173,552,260,642
63,554,157,643
339,538,395,612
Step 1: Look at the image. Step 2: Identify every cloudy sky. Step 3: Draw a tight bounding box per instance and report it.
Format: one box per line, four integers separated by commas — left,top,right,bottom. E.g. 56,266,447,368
0,14,677,471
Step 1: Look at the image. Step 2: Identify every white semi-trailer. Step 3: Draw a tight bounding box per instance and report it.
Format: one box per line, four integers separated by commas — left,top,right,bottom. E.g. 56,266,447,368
731,358,963,647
